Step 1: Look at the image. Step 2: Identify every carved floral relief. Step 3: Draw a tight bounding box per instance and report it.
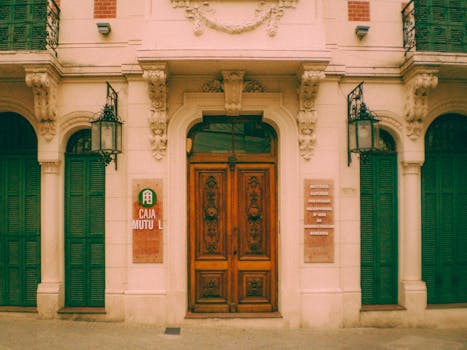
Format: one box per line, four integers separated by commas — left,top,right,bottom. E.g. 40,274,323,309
203,175,221,255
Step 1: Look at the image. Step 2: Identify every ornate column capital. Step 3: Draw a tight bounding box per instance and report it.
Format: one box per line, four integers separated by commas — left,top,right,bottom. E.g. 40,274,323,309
403,68,438,141
25,65,60,142
142,63,169,160
401,161,423,175
297,65,326,160
222,70,245,116
40,161,61,174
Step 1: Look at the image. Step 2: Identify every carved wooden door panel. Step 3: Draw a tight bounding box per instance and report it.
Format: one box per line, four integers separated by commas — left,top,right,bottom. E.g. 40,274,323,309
188,163,277,313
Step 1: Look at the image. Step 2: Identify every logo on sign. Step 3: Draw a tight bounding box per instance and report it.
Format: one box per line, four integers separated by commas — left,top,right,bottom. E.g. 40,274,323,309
139,188,157,207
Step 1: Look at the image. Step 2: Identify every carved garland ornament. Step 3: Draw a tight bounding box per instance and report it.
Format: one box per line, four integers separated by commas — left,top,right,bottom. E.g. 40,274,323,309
143,66,168,160
171,0,298,37
404,69,438,140
297,69,325,160
25,67,60,142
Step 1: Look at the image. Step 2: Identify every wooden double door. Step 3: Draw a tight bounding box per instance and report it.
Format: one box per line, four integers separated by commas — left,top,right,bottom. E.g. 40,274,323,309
188,162,277,313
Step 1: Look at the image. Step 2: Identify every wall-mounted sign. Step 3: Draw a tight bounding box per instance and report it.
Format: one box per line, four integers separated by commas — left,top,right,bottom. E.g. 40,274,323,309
304,179,334,263
132,179,163,263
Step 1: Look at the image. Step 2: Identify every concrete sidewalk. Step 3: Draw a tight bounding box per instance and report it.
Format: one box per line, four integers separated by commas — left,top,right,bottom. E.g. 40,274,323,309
0,315,466,350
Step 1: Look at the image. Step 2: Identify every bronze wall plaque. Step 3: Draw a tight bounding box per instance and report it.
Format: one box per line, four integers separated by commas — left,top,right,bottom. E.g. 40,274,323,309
304,179,334,263
132,179,163,263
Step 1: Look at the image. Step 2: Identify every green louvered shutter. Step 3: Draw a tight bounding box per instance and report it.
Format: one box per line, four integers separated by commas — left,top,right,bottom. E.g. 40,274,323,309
361,131,398,305
0,113,40,307
415,0,466,53
0,0,47,51
65,130,105,307
23,158,41,305
422,114,467,303
360,159,376,304
0,114,40,307
88,158,105,306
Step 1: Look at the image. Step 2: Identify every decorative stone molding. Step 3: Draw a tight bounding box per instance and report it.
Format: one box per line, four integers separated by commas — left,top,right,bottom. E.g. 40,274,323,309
142,64,169,160
297,66,325,160
201,77,266,94
244,80,265,93
202,79,223,93
373,111,403,134
171,0,298,37
222,70,245,116
25,66,60,142
40,161,61,174
404,68,438,141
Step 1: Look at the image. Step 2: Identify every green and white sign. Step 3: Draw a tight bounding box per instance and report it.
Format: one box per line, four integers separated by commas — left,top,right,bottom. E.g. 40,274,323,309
138,188,157,207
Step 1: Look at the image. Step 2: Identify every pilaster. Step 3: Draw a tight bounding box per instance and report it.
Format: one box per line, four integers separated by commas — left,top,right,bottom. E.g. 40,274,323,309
37,161,63,318
400,161,426,315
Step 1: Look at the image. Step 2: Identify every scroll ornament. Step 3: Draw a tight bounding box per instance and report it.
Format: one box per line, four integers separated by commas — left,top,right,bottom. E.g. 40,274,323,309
404,70,438,140
297,70,325,160
25,69,59,142
171,0,298,37
143,68,168,160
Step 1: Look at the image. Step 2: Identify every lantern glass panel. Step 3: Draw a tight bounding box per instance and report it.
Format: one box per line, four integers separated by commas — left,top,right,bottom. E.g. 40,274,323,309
101,121,115,151
357,119,372,150
116,122,122,153
91,121,101,152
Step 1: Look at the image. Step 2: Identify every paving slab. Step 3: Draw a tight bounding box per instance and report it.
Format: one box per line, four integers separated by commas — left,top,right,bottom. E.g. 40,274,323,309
0,315,466,350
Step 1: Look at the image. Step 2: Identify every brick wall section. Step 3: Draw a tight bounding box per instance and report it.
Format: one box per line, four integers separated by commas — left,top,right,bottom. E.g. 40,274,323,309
94,0,117,19
348,1,370,21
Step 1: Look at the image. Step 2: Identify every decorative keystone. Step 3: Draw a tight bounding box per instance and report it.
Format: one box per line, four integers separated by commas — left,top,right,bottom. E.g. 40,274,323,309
222,70,245,116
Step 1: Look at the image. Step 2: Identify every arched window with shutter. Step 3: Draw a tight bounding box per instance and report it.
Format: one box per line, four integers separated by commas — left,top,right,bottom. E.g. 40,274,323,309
0,112,40,307
422,114,467,304
360,129,399,305
65,129,105,307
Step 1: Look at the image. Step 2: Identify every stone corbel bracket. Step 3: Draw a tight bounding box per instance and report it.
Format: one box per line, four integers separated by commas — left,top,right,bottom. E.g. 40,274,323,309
142,63,169,160
222,70,245,116
404,68,438,141
297,64,326,160
25,66,60,142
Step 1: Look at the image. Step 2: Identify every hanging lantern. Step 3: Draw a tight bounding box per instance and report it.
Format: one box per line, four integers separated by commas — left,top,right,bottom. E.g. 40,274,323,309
347,82,379,165
91,82,122,169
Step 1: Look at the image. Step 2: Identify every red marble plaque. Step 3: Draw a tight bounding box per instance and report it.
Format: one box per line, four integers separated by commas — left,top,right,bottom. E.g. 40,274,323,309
132,179,163,263
304,179,334,263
